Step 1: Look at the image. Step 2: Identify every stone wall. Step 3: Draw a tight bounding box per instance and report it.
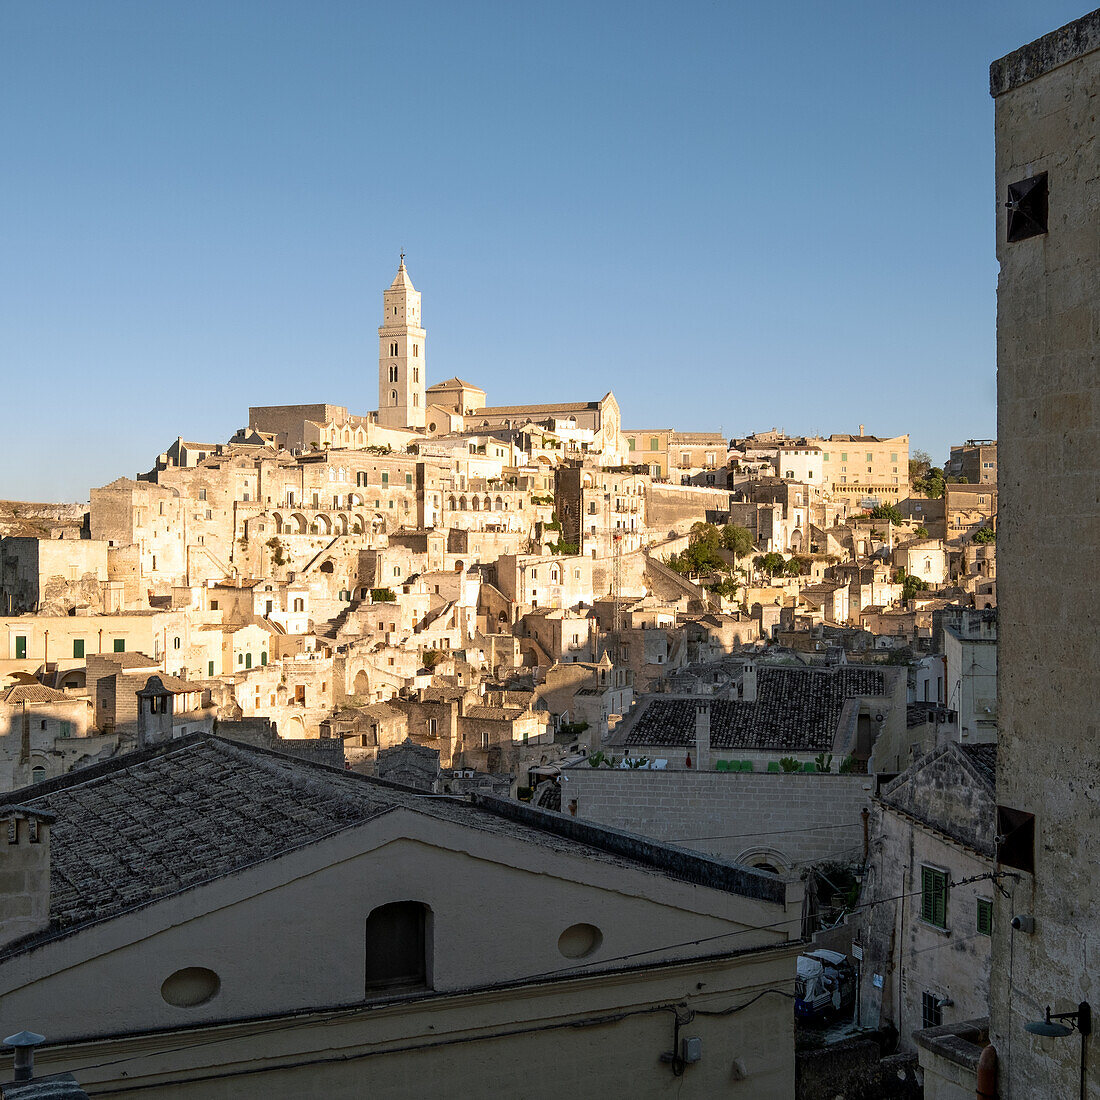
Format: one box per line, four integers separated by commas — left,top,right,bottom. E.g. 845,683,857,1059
565,769,873,871
990,13,1100,1100
797,1038,920,1100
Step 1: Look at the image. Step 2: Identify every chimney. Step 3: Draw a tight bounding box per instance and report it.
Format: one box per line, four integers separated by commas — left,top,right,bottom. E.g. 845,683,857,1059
859,424,864,437
3,1030,45,1084
0,810,53,951
694,700,710,768
742,660,757,702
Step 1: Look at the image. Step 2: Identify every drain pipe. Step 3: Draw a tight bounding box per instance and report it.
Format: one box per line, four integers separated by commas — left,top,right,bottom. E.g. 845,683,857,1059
976,1042,997,1100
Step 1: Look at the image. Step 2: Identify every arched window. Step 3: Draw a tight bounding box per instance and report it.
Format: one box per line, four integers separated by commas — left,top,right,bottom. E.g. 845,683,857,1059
31,765,46,784
391,390,398,405
365,901,429,990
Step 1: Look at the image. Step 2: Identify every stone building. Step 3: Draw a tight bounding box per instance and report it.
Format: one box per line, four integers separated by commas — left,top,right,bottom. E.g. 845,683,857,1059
376,255,427,429
979,13,1100,1100
624,427,672,478
816,430,909,508
0,734,803,1097
0,538,109,616
945,439,996,486
614,662,905,774
860,742,996,1049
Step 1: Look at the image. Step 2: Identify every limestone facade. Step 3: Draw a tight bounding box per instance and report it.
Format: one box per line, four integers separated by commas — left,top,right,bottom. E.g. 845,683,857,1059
989,13,1100,1098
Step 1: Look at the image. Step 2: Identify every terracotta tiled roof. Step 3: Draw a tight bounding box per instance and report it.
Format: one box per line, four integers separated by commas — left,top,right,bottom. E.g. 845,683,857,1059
624,666,888,753
0,734,783,949
2,683,69,704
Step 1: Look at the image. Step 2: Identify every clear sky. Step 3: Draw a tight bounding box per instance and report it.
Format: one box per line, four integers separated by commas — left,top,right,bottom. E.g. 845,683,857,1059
0,1,1087,500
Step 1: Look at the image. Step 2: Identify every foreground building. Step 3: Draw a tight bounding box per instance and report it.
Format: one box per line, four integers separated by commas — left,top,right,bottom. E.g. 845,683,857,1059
0,735,802,1097
985,11,1100,1100
919,12,1100,1097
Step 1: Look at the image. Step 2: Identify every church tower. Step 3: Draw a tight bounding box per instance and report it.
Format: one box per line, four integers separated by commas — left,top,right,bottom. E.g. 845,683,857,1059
377,255,426,429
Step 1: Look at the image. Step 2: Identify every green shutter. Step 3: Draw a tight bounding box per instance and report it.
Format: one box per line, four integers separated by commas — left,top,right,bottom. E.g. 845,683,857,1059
73,639,84,659
976,898,993,936
113,638,125,653
208,661,215,676
15,636,27,660
921,867,948,928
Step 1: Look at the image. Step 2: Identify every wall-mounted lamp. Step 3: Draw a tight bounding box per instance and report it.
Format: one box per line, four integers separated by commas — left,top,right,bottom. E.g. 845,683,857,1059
1024,1001,1091,1039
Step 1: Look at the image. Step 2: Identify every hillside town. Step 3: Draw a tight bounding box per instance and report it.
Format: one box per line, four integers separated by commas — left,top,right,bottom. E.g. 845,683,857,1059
0,8,1097,1100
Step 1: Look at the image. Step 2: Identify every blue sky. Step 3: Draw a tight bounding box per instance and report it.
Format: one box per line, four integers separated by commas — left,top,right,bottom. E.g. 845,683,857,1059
0,1,1086,500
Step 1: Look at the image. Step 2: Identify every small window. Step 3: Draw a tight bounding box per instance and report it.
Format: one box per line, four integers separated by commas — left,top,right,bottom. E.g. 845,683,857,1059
173,637,181,650
208,661,215,676
365,901,428,990
113,639,126,653
921,990,943,1030
920,866,948,928
198,489,207,501
976,898,993,936
31,766,46,784
73,639,84,659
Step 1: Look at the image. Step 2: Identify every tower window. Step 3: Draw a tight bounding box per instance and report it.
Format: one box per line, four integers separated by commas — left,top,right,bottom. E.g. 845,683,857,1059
413,367,418,383
391,390,398,404
413,344,418,357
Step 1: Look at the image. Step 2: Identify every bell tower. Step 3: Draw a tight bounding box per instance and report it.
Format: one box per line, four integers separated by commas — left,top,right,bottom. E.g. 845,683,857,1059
377,255,426,429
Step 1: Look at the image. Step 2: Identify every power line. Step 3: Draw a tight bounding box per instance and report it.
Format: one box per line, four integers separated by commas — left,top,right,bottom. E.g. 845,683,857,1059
37,871,1016,1085
670,821,863,843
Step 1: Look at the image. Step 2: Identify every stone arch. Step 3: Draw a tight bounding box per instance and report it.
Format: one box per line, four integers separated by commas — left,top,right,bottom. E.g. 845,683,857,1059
320,559,335,574
284,715,307,739
314,514,333,535
351,515,364,534
459,496,468,511
472,496,480,511
735,845,789,875
271,512,285,534
349,493,363,506
353,669,371,697
494,495,503,511
482,496,491,512
335,513,349,534
288,512,308,534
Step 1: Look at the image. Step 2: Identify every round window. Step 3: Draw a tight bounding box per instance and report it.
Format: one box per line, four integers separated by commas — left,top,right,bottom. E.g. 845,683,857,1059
558,923,603,959
160,967,220,1007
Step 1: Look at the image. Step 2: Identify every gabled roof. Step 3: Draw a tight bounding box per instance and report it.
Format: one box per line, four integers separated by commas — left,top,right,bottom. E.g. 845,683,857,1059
623,666,887,752
427,377,485,393
2,683,70,705
0,734,785,956
879,740,997,855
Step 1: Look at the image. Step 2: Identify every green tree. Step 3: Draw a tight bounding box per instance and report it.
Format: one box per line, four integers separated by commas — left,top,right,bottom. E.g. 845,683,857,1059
869,503,904,525
755,552,785,577
972,527,996,544
721,523,753,558
909,449,932,480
